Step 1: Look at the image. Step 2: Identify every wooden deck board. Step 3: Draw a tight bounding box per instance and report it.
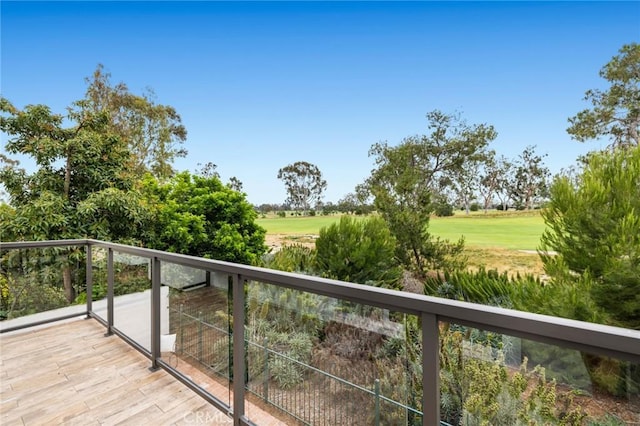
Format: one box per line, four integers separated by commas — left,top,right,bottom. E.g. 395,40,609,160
0,318,291,425
0,319,232,425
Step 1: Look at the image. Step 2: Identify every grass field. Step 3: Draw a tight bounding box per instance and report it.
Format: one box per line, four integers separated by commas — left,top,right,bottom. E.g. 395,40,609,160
257,211,545,250
257,211,547,275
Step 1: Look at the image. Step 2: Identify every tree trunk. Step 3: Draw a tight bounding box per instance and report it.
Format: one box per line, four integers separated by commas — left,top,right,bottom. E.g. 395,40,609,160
63,266,75,303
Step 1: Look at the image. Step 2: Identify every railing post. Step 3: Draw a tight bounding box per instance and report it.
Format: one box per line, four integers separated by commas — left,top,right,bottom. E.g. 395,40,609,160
105,248,114,336
422,313,440,426
263,337,269,403
150,256,161,371
374,378,380,426
232,273,246,425
85,243,93,319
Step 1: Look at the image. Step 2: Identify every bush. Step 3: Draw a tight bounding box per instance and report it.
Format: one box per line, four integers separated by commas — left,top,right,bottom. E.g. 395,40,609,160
263,244,315,274
434,202,455,217
315,216,402,289
277,211,286,218
470,202,480,212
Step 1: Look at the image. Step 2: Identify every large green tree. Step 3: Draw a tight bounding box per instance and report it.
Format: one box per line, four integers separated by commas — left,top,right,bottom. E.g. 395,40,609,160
83,64,188,181
540,145,640,329
144,171,267,265
0,97,150,301
366,111,495,273
567,43,640,149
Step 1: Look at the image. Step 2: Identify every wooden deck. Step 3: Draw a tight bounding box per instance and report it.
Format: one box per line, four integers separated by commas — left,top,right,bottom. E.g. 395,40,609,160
0,318,286,425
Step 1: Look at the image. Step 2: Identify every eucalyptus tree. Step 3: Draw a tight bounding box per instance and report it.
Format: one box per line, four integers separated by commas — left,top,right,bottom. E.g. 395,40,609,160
478,154,511,212
509,145,550,210
277,161,327,214
83,64,187,181
366,110,495,273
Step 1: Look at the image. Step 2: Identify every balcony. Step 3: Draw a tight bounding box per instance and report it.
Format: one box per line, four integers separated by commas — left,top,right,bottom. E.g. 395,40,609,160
1,239,639,425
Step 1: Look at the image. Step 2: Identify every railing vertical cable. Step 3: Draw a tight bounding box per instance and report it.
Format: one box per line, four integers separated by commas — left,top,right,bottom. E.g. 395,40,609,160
105,247,114,336
232,274,246,424
263,338,269,403
374,378,381,426
422,313,440,426
85,243,93,318
150,256,161,370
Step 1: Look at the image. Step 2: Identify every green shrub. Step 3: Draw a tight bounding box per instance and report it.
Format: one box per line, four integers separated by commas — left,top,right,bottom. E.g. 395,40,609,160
263,244,315,274
434,201,455,217
470,202,480,212
315,215,401,289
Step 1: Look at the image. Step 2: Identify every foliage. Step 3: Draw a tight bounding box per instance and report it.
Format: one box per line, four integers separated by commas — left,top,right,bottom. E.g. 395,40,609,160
315,216,401,289
541,145,640,329
277,161,327,213
365,111,495,274
144,171,267,265
433,198,455,217
567,43,640,149
83,64,187,181
424,267,607,324
262,244,316,274
0,248,82,318
479,154,511,212
440,329,588,426
0,97,151,301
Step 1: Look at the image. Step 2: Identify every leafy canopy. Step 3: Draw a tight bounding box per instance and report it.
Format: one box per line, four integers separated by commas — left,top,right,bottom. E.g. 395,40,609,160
567,43,640,148
366,111,495,274
144,171,267,265
277,161,327,213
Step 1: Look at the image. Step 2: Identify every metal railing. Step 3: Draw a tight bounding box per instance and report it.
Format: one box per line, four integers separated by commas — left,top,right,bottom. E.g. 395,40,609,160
1,239,639,426
171,304,422,425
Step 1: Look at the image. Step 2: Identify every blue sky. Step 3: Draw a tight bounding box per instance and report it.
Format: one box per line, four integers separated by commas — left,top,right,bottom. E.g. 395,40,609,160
1,1,639,205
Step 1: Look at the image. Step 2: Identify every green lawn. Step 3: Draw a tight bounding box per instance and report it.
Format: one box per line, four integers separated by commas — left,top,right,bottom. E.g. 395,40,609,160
256,212,546,250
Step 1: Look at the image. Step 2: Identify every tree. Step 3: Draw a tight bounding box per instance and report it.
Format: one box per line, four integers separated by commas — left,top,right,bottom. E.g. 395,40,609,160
0,97,150,302
567,43,640,149
277,161,327,214
509,145,550,210
144,171,267,265
227,176,243,192
448,152,489,214
315,216,401,289
83,64,187,181
540,145,640,329
490,155,514,211
365,111,494,273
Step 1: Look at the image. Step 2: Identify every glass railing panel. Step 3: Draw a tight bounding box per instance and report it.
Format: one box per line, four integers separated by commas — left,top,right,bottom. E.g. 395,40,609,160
438,321,639,425
159,261,231,408
0,244,87,324
89,246,108,322
112,250,151,350
244,280,421,425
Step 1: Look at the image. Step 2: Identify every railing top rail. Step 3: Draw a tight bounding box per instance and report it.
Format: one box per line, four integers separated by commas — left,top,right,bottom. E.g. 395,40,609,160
3,239,640,362
0,239,89,249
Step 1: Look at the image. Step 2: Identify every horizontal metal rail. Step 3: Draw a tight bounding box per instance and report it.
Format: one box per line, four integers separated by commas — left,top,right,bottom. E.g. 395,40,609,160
76,240,640,362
